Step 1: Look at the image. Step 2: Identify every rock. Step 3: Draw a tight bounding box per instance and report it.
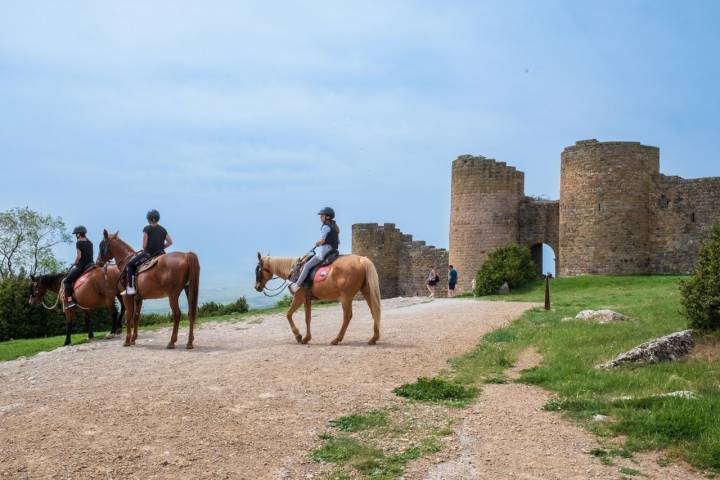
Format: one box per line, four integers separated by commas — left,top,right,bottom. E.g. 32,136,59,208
592,414,608,422
575,309,628,324
597,330,695,369
498,282,510,295
657,390,696,400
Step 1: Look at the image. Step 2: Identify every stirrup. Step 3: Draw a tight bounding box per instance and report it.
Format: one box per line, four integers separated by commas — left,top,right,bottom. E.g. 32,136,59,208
288,283,300,294
64,300,77,311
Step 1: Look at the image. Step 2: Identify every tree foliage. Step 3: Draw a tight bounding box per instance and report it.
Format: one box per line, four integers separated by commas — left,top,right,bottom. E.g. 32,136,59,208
680,223,720,331
0,207,70,279
474,244,537,296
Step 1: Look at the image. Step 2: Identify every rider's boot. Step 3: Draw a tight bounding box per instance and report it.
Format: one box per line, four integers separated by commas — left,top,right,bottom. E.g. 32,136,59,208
288,283,300,294
121,276,137,296
64,297,77,310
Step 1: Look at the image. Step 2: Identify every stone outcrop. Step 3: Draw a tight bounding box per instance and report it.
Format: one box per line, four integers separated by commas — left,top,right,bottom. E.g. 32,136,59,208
575,310,628,324
597,330,695,369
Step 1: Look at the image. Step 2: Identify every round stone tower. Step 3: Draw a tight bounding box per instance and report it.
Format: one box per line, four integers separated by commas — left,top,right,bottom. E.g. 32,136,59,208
559,140,659,276
449,155,524,292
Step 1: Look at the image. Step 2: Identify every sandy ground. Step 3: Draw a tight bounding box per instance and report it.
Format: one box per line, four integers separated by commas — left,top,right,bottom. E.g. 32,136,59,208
0,298,531,479
0,298,703,479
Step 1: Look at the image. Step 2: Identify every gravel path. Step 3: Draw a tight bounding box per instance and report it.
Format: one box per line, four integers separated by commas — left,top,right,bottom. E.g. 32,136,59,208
0,298,532,479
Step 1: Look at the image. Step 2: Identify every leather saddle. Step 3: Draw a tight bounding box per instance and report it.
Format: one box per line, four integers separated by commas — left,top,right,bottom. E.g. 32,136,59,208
137,254,164,275
289,250,340,288
71,263,97,291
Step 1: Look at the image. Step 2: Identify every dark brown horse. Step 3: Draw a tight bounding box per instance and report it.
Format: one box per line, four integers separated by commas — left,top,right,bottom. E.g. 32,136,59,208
28,266,125,346
255,253,381,345
99,230,200,349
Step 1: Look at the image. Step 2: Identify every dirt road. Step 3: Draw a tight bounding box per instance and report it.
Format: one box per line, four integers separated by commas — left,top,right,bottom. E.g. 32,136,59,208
0,298,532,479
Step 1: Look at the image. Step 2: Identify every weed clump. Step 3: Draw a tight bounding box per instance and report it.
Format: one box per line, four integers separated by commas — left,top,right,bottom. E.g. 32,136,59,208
393,377,477,405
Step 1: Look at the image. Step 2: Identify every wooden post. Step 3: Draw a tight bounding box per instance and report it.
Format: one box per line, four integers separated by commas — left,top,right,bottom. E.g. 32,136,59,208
544,274,551,310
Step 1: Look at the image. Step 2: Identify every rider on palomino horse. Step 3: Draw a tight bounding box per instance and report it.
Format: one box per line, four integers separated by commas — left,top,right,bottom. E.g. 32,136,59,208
122,209,173,296
288,207,340,294
64,225,94,310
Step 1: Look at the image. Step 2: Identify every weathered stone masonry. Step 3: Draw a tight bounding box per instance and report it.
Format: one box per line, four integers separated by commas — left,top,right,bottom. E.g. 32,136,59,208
352,139,720,297
352,223,448,298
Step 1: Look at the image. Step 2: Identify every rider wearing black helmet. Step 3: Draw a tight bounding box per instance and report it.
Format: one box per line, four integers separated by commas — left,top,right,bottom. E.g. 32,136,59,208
122,209,173,296
288,207,340,294
63,225,94,309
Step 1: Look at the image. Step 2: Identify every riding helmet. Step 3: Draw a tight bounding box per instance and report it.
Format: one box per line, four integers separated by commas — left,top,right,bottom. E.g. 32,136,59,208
318,207,335,219
72,225,87,235
146,209,160,222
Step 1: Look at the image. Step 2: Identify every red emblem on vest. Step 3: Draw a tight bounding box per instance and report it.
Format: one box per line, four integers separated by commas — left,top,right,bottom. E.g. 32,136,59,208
313,265,332,283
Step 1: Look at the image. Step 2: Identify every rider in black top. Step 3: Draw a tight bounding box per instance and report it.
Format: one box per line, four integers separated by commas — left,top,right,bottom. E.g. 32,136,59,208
64,226,94,309
122,209,173,296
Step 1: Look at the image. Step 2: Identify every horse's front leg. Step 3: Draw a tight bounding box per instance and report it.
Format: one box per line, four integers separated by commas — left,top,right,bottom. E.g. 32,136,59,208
85,310,94,340
123,297,134,347
131,298,142,343
286,293,305,343
302,297,312,344
331,295,353,345
64,310,75,346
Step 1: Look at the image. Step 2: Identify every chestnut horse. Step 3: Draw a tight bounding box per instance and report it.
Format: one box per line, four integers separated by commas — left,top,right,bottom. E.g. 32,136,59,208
254,253,381,345
28,266,125,346
99,230,200,349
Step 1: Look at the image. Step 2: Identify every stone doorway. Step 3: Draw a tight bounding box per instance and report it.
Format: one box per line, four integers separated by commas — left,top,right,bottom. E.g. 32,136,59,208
530,243,557,278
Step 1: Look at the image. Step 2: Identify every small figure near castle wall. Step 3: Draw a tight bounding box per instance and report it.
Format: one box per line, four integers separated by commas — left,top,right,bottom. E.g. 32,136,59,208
426,266,440,298
448,265,458,297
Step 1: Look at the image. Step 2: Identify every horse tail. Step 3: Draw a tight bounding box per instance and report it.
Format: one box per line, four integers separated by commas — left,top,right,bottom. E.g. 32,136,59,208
361,256,381,344
186,252,200,321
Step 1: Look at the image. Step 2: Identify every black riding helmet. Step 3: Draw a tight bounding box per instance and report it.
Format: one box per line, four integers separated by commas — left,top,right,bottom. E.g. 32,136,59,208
146,209,160,222
72,225,87,235
318,207,335,219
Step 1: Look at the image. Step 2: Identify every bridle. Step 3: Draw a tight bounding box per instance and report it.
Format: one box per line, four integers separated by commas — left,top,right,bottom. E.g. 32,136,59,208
256,258,290,297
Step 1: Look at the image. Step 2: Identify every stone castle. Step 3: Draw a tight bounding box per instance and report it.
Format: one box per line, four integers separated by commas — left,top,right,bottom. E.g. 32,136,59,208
354,139,720,295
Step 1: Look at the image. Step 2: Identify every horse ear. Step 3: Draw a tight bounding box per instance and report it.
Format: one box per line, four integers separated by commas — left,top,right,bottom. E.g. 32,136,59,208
257,251,262,261
103,229,109,239
30,274,35,281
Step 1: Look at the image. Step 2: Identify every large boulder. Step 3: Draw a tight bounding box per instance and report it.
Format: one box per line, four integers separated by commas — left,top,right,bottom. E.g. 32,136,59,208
597,330,695,369
576,309,628,324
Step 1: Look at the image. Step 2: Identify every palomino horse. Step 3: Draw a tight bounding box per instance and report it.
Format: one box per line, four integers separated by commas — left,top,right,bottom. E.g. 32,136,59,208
28,266,125,346
99,230,200,349
255,252,381,345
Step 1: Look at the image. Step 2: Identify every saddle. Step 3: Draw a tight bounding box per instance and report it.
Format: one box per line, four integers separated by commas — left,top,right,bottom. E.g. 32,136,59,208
137,254,163,275
72,264,98,291
290,250,340,288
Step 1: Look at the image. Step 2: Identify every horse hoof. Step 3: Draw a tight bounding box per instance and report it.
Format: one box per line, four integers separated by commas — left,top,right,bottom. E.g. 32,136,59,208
123,342,131,347
185,344,194,350
368,339,377,345
301,337,311,344
295,335,302,343
331,339,339,345
167,343,175,349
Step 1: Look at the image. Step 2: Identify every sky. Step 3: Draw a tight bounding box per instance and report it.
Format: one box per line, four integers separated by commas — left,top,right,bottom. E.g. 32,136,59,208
1,1,719,306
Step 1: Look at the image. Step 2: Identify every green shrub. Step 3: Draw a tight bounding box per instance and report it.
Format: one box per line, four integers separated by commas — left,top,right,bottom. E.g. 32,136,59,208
198,297,249,317
474,244,537,296
680,223,720,330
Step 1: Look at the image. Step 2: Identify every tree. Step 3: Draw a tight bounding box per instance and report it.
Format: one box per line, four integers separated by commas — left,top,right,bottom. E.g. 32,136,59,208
0,207,70,279
680,223,720,331
474,244,537,296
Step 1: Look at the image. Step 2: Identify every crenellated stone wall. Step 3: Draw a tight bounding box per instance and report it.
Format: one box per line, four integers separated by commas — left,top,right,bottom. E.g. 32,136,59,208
352,223,448,298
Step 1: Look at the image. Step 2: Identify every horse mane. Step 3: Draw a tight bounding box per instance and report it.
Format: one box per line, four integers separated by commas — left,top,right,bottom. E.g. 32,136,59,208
264,256,296,277
39,272,65,285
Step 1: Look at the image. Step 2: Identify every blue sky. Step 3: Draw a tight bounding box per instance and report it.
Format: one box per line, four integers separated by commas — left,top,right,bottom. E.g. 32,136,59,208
1,1,719,304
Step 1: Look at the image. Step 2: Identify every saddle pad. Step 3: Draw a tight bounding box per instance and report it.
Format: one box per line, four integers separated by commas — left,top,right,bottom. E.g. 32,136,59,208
137,255,163,275
313,265,332,284
73,270,94,291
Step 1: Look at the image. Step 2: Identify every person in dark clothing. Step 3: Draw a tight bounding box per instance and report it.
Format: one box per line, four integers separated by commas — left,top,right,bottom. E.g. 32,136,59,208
122,209,173,296
63,225,94,309
448,265,458,297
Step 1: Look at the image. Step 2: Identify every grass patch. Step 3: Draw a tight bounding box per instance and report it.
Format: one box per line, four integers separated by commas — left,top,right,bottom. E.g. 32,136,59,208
0,332,107,361
620,466,641,476
393,377,477,407
329,410,388,432
452,275,720,473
